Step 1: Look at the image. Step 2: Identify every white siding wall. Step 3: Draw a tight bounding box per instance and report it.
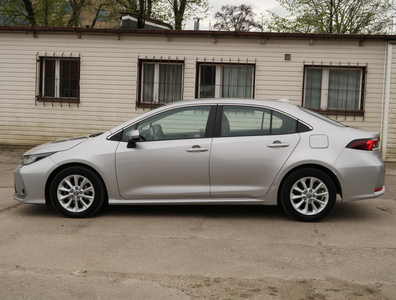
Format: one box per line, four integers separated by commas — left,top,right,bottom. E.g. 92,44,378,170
386,44,396,161
0,31,389,157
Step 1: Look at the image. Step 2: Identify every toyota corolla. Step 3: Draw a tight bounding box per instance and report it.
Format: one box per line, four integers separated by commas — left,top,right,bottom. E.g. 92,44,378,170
14,99,386,221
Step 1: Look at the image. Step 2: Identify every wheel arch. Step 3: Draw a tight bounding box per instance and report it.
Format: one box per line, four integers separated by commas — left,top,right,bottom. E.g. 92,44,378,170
277,163,342,205
45,163,108,205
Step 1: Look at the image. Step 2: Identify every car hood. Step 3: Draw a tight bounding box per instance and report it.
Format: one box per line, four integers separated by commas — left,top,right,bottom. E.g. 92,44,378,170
24,136,88,156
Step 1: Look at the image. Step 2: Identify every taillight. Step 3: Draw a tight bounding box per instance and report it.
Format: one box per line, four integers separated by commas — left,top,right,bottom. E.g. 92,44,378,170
346,138,380,151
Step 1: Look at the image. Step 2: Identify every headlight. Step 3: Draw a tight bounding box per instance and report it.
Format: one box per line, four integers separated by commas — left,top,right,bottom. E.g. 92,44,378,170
21,152,56,165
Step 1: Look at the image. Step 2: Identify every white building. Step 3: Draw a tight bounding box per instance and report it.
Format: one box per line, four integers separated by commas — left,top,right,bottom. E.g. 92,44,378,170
1,26,396,161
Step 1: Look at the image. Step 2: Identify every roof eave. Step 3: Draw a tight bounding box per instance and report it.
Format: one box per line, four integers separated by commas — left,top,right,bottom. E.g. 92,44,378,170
0,26,394,41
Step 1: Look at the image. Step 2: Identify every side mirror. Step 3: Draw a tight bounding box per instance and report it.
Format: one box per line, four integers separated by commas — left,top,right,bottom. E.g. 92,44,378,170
127,130,140,148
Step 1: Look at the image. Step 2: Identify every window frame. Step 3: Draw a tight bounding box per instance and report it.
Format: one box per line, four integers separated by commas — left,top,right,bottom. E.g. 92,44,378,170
213,105,310,138
195,60,256,99
302,64,366,117
137,58,185,108
96,10,107,22
35,54,81,105
120,105,217,142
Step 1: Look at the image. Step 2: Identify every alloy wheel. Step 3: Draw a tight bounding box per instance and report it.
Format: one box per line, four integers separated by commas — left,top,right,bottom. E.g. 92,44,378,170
289,176,329,216
56,174,95,213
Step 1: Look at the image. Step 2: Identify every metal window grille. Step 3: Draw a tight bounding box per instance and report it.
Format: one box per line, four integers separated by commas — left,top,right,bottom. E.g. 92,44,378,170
137,56,185,108
302,61,366,119
35,53,81,107
195,58,256,99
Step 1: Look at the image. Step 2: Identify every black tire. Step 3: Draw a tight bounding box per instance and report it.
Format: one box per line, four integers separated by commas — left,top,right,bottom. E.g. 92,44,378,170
280,168,336,222
50,166,106,218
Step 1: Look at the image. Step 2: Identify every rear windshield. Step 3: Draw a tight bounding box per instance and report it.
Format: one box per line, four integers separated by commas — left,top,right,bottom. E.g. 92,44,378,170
298,107,346,127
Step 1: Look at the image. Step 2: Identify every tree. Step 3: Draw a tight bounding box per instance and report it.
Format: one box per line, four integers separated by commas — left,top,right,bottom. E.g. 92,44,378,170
67,0,89,27
265,0,393,34
0,0,69,26
0,0,87,27
115,0,156,17
35,0,71,26
88,0,119,28
0,0,209,29
213,4,262,32
0,0,35,25
154,0,210,30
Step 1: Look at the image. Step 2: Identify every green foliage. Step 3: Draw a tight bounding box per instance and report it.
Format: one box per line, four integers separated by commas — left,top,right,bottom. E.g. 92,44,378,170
0,0,87,27
1,0,70,26
0,0,209,29
37,1,71,26
116,0,158,17
67,0,88,27
265,0,393,34
88,0,119,28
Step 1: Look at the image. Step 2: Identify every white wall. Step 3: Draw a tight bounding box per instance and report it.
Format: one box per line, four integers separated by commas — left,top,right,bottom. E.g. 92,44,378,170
0,30,390,159
384,43,396,161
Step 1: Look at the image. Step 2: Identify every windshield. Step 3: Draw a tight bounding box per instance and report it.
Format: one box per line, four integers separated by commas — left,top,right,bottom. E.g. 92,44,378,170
298,107,346,127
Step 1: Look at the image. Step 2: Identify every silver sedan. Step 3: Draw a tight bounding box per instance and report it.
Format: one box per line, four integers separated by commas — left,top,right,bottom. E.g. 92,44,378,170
14,99,386,221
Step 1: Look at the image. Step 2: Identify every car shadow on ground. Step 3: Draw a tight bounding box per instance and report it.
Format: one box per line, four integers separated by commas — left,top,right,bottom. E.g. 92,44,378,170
15,203,289,220
101,204,288,220
14,200,384,223
101,201,383,223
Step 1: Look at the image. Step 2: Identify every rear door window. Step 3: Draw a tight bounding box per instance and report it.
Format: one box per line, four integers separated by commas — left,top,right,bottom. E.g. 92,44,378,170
220,105,297,137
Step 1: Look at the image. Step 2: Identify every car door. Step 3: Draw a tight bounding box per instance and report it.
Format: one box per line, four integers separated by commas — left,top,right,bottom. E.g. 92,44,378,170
115,105,215,199
210,105,300,198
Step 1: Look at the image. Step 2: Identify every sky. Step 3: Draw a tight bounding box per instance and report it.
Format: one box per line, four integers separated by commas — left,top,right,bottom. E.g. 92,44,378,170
184,0,288,30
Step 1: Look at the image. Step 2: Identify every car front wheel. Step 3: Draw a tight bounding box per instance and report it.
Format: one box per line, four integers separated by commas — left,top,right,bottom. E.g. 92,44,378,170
50,166,105,218
280,168,336,222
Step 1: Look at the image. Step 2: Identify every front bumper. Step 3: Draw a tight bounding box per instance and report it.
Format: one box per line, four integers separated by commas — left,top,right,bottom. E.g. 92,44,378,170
13,157,57,205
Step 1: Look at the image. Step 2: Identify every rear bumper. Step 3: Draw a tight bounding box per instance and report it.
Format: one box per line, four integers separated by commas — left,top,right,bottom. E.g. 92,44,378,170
334,149,386,202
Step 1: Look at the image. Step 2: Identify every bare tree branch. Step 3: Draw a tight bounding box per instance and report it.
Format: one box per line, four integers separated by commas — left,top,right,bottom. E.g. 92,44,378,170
213,4,262,32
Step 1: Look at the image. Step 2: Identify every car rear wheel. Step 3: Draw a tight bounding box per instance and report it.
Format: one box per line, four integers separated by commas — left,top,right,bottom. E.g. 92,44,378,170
280,168,336,222
50,166,105,218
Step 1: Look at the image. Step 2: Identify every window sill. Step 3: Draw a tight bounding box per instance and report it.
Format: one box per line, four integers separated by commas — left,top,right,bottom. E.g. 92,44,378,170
36,97,80,104
310,109,364,117
136,102,168,109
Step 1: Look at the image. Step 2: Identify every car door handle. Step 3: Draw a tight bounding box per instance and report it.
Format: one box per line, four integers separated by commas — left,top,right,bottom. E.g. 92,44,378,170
186,145,209,153
267,141,290,148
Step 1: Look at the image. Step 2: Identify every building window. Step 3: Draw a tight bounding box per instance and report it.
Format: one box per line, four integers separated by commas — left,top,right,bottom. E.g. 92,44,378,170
196,59,255,99
36,55,80,104
137,58,184,107
96,10,107,22
303,64,365,116
65,2,72,14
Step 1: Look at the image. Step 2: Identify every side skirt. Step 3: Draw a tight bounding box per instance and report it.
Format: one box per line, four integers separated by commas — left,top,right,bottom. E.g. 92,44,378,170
108,198,270,205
